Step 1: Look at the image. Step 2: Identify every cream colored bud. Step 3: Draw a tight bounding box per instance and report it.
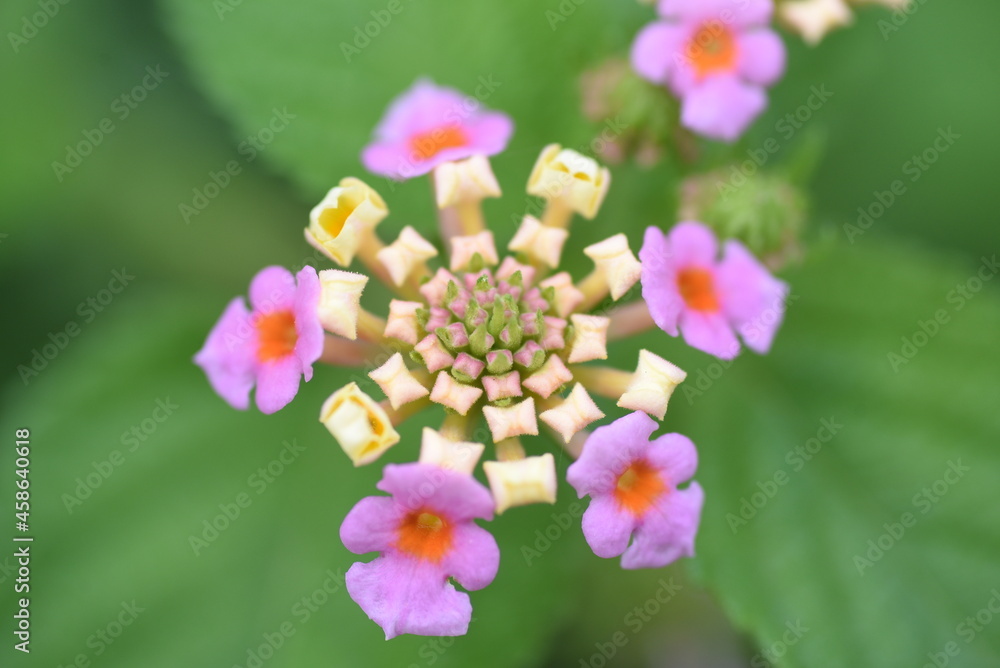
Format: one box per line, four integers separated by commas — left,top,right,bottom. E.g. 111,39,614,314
384,300,423,345
368,353,430,409
450,230,499,271
320,383,400,466
483,454,557,514
527,144,610,219
305,177,387,266
482,398,539,442
522,354,573,399
617,350,687,420
567,315,609,363
583,234,642,300
539,272,584,317
414,335,456,373
429,372,483,416
539,383,605,443
508,215,569,268
376,226,438,287
778,0,853,45
316,269,368,340
418,427,484,475
434,155,502,208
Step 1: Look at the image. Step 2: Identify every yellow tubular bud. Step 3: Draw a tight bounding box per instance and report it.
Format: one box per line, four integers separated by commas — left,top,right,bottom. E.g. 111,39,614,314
320,383,400,466
305,177,388,266
317,269,368,340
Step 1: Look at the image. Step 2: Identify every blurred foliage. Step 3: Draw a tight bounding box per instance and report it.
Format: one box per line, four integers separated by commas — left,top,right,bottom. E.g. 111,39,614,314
1,0,999,666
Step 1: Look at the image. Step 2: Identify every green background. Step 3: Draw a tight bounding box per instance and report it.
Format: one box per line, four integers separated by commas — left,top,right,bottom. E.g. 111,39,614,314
1,0,998,666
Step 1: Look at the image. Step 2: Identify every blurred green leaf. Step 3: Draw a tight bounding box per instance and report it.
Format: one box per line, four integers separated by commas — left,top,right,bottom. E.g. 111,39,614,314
0,291,586,668
680,240,1000,667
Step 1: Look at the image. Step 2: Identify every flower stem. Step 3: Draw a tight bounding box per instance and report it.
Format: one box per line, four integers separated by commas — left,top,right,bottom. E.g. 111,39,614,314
319,335,380,366
541,198,573,230
570,364,633,400
495,437,526,462
606,300,656,340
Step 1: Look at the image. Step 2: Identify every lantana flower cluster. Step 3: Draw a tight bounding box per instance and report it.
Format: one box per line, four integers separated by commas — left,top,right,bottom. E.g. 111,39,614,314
195,81,788,639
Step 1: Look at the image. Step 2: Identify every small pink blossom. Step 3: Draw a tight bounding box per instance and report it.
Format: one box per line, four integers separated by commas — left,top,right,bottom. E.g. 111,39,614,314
567,412,704,569
340,463,500,638
194,266,322,414
631,0,785,141
639,222,788,359
362,80,514,180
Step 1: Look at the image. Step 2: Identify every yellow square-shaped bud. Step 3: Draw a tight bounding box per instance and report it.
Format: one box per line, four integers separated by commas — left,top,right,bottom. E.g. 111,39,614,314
617,350,687,420
483,454,557,514
539,273,585,317
305,177,388,266
376,226,438,287
483,398,539,442
368,353,430,410
418,427,484,475
429,372,483,416
567,315,610,363
508,215,569,268
384,300,423,345
539,383,605,443
320,382,400,466
583,234,642,301
522,354,573,399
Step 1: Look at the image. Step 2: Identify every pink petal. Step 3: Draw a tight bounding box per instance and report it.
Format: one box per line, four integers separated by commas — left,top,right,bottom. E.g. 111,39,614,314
737,29,786,86
249,266,296,312
377,464,495,523
678,309,742,359
463,111,515,157
621,482,704,569
631,22,688,86
668,221,719,266
441,523,500,591
680,75,767,142
580,494,637,559
717,240,789,354
647,433,699,485
657,0,773,27
193,297,255,410
340,496,403,555
639,226,684,337
292,265,323,377
346,557,472,639
253,355,302,414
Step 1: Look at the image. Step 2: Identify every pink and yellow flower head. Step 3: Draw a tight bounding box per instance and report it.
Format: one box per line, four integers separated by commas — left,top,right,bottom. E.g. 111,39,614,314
194,80,792,638
361,79,514,180
639,222,789,359
631,0,786,141
194,266,323,414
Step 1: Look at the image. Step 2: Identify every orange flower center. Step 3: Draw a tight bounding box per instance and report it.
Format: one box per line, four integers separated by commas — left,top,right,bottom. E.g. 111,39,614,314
395,510,453,562
687,22,738,80
255,310,297,362
677,268,720,312
409,125,469,161
615,460,666,516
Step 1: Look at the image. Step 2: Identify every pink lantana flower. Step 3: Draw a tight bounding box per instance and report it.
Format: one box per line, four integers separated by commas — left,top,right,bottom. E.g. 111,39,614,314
631,0,786,141
194,266,322,414
361,79,514,180
567,412,704,569
340,463,500,639
639,222,788,359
